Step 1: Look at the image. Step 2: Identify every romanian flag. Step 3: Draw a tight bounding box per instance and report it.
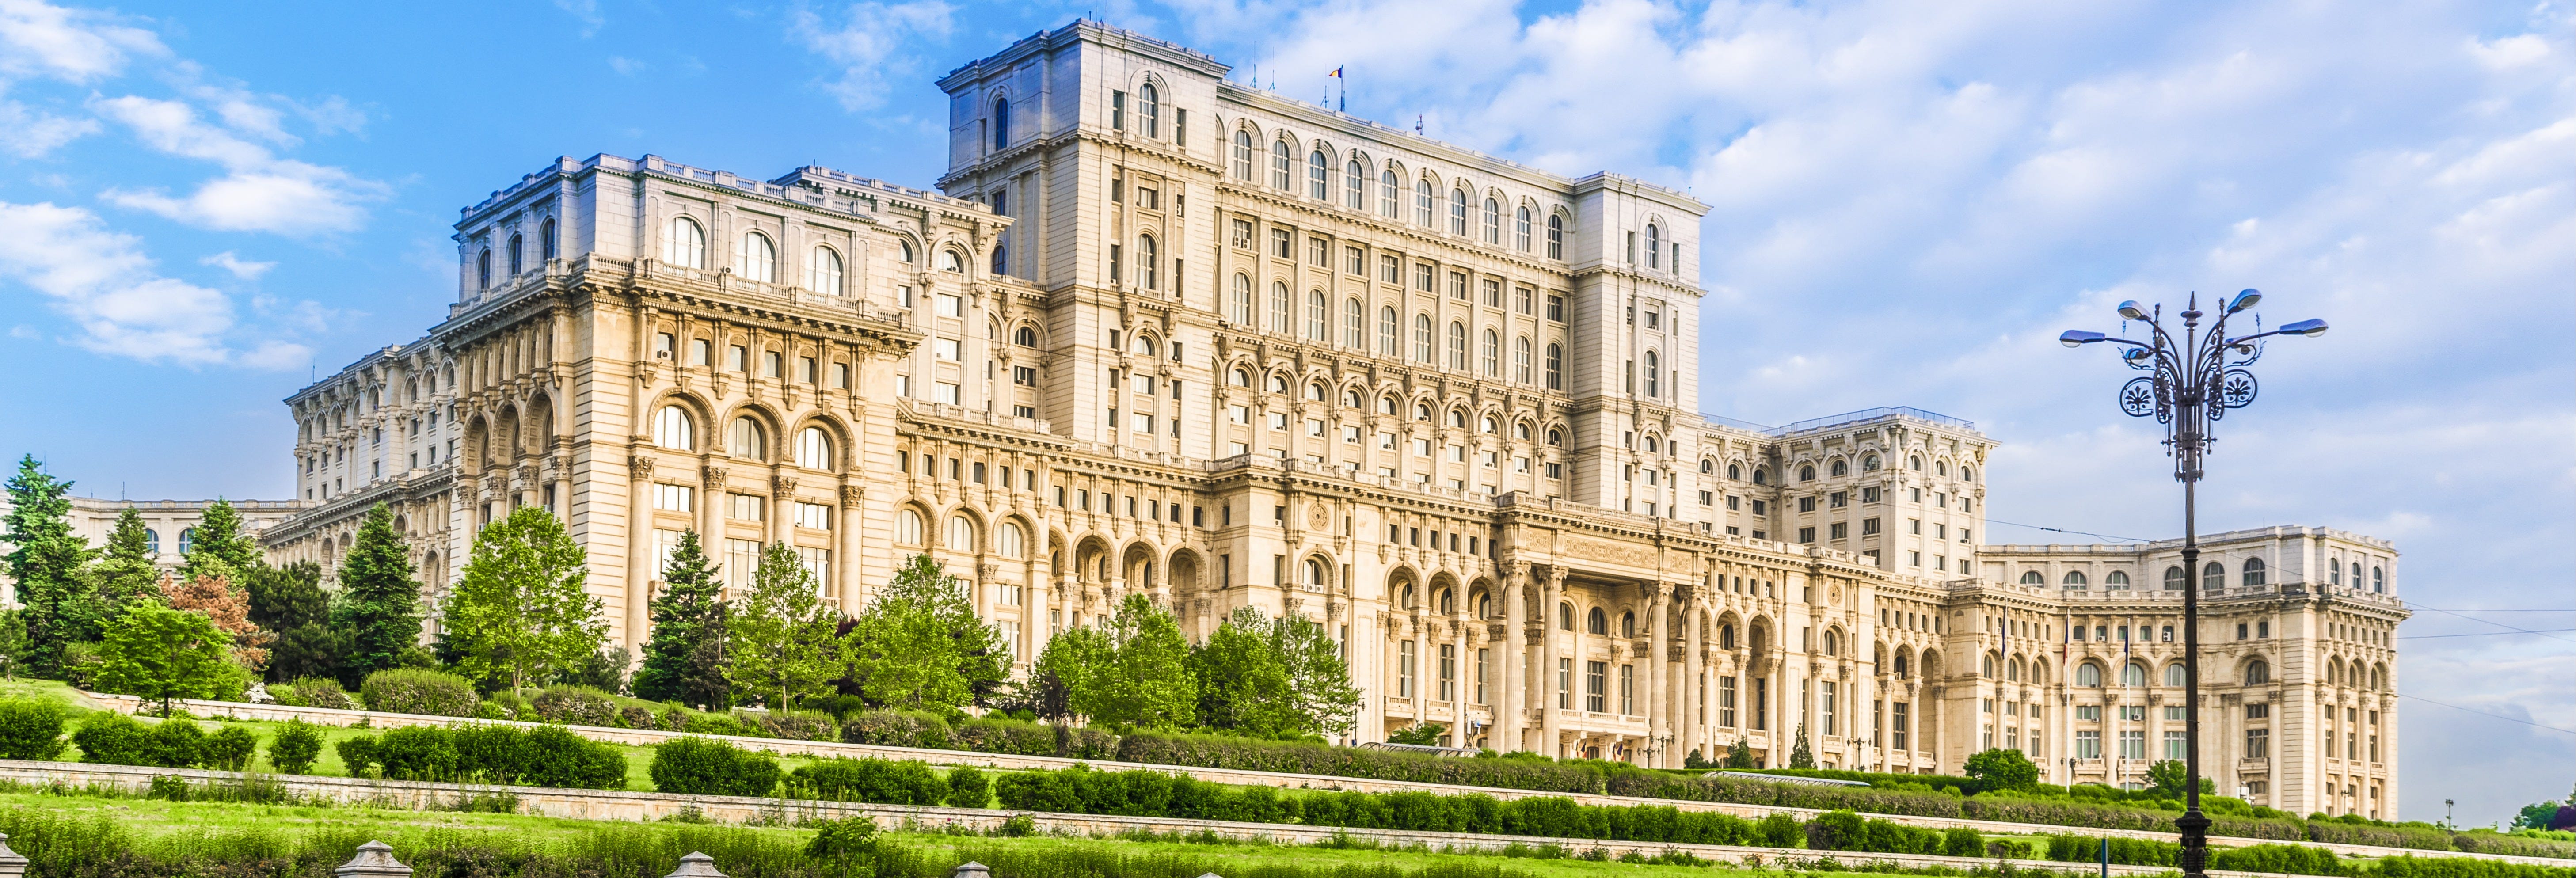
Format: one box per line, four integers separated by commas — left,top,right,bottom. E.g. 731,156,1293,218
1329,66,1343,78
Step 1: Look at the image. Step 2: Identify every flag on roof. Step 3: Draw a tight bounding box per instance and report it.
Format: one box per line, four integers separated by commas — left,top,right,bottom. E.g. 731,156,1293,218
1329,66,1343,77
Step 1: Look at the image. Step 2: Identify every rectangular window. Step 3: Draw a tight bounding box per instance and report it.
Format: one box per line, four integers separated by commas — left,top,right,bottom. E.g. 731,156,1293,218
2245,728,2269,758
1480,277,1501,307
2246,703,2269,719
1474,648,1491,704
1619,664,1635,715
1546,294,1565,322
1272,228,1292,258
936,382,962,405
1584,660,1607,712
722,538,761,595
2165,730,2188,760
1111,90,1126,130
1438,643,1456,702
794,501,833,530
1398,640,1415,699
2076,730,2101,760
1345,245,1365,275
937,293,963,317
1231,218,1256,250
1892,701,1909,750
1830,522,1848,539
1307,236,1328,267
2120,730,2146,760
794,546,833,597
727,493,765,521
653,483,695,513
1557,658,1572,709
1823,680,1838,736
1754,678,1768,730
1415,261,1435,292
1720,676,1739,728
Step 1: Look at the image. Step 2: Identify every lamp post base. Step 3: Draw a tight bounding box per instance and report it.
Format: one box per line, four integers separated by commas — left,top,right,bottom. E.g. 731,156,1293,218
2176,809,2211,878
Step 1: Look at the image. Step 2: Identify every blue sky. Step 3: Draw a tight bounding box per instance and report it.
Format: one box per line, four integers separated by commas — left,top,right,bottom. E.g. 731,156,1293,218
0,0,2565,821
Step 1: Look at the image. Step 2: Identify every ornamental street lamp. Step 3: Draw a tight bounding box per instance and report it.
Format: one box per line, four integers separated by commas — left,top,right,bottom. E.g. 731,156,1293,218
2060,290,2326,878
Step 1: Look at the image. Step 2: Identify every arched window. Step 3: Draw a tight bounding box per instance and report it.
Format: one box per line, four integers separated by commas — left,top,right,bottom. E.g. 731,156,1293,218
1377,305,1399,356
1514,335,1532,383
1545,213,1564,259
1232,130,1255,179
1413,313,1434,363
1700,459,1713,474
810,246,845,295
2371,566,2384,593
1415,403,1432,421
1308,150,1330,200
1824,629,1839,656
1448,188,1469,236
1619,611,1636,638
1137,234,1158,289
1753,469,1768,485
1268,281,1292,334
1271,139,1293,190
1727,464,1742,480
476,247,492,289
898,239,915,264
540,217,557,260
738,231,777,283
2165,566,2186,590
1138,83,1159,138
1400,584,1417,610
142,528,160,555
653,405,695,450
1305,558,1328,591
940,249,965,273
2123,662,2148,687
2018,570,2044,585
1643,350,1660,397
2106,570,2131,589
1306,289,1329,341
1514,206,1532,251
1482,197,1500,243
1862,454,1880,471
895,509,925,545
2243,660,2270,685
794,426,833,470
1446,321,1467,370
507,232,524,276
2077,662,2104,687
2165,663,2187,687
1480,329,1499,376
1230,274,1254,324
1344,297,1365,348
2203,561,2225,590
1645,224,1661,268
1130,333,1156,357
665,216,706,268
1909,455,1924,471
1268,373,1289,394
1378,169,1400,217
996,521,1026,557
1448,408,1467,428
1981,654,1994,677
1545,343,1563,390
727,417,768,460
1344,160,1366,210
1229,367,1251,387
1480,415,1499,434
1586,607,1607,635
944,514,977,552
2062,570,2089,587
993,98,1011,149
2242,558,2268,587
1414,179,1434,226
1831,459,1849,477
1547,428,1564,447
1558,602,1574,630
1307,382,1327,402
178,528,196,555
1799,464,1815,482
2007,657,2023,681
1962,465,1975,482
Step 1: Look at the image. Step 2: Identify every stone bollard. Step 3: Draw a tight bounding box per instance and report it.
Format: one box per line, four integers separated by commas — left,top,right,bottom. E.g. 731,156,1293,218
335,841,411,878
665,852,727,878
948,863,992,878
0,833,28,878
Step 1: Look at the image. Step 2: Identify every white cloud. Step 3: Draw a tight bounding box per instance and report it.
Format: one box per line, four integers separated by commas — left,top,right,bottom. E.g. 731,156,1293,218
0,98,92,156
791,1,955,110
0,200,301,366
90,95,386,235
608,55,646,76
555,0,605,38
0,0,163,82
199,250,271,279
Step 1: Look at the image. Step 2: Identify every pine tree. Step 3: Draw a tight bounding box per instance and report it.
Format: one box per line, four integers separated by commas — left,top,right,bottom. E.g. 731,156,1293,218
725,542,838,711
178,499,261,584
93,508,162,608
632,529,730,707
333,503,421,684
2,455,100,674
841,554,1005,713
1788,721,1816,768
1726,733,1757,768
441,506,605,692
0,609,27,680
247,561,339,684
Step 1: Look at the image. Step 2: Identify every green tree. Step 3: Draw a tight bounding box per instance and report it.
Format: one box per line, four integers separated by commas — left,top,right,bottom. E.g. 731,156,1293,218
246,561,339,683
1788,722,1816,768
1064,593,1196,729
1026,625,1107,721
1726,734,1758,768
0,609,27,680
1964,747,2040,792
725,542,838,711
632,529,730,708
1188,606,1362,738
842,554,1002,713
441,506,605,692
92,507,164,609
2145,759,2213,798
333,503,422,684
3,455,101,674
96,603,244,716
2515,790,2571,830
1386,722,1445,746
177,499,260,584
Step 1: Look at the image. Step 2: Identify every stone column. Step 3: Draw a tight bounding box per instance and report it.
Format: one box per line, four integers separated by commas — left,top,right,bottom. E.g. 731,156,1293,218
1451,619,1469,744
1684,593,1705,765
1540,565,1566,758
626,454,657,655
836,484,863,612
1500,562,1528,753
1646,579,1670,767
769,474,795,547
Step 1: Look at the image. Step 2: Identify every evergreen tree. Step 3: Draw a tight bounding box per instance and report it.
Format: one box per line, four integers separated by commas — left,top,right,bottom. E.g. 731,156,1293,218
177,499,260,584
1788,722,1816,768
441,506,605,692
0,609,27,680
1726,733,1758,768
2,455,100,674
93,507,163,608
96,603,245,716
632,529,730,707
725,542,838,711
1065,593,1196,729
332,503,421,684
841,554,1005,713
247,561,339,684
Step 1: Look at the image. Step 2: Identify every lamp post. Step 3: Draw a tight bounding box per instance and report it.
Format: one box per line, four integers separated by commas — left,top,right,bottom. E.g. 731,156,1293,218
2061,290,2326,878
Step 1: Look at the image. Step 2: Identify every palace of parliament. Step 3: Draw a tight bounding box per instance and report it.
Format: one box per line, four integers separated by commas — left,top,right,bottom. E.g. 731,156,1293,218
245,22,2408,819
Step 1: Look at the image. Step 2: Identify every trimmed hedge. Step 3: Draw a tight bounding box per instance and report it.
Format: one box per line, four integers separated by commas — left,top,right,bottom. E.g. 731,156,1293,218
651,735,780,797
275,677,353,710
267,718,323,774
530,686,622,726
841,710,952,749
333,723,626,788
756,709,839,742
1805,809,1949,855
72,713,213,768
0,699,65,761
1115,730,1609,794
791,756,946,805
1618,771,2313,842
359,669,479,717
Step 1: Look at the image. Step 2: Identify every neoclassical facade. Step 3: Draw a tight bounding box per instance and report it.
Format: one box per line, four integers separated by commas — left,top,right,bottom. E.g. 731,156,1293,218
259,21,2403,820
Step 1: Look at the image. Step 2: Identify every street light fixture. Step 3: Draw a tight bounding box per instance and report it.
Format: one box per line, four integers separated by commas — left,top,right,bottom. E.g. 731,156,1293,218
2062,290,2325,878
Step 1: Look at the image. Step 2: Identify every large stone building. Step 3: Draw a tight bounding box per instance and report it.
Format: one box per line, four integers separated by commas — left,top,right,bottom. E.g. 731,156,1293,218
0,496,304,596
257,21,2405,819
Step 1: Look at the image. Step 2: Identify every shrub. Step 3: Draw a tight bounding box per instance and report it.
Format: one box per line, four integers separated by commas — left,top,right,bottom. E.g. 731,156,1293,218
532,685,623,726
945,765,990,809
2209,843,2346,876
336,735,380,777
0,698,66,760
1114,730,1607,794
1757,813,1806,848
142,718,205,768
72,711,149,765
283,677,353,710
841,710,951,749
360,669,480,717
2045,833,2177,867
202,725,258,771
621,706,658,730
791,757,947,805
1943,826,1984,858
521,725,629,790
1806,810,1869,851
268,718,323,774
375,725,460,780
757,709,838,742
955,718,1058,756
650,736,780,797
683,712,753,737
